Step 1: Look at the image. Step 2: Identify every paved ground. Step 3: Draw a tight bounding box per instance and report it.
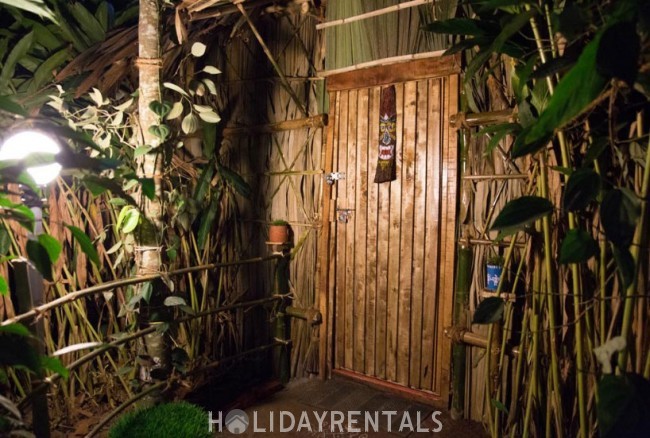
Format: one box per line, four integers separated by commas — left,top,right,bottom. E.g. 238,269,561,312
213,376,487,437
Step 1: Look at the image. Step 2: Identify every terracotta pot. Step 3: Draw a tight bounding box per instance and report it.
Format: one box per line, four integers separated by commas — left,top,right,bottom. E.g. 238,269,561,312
269,224,289,244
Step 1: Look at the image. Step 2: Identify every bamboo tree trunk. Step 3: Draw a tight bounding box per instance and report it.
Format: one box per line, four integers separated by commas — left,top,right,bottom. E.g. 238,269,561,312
136,0,167,398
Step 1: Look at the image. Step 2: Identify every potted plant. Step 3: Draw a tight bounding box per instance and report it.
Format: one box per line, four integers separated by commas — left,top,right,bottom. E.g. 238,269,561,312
486,254,504,291
268,219,290,244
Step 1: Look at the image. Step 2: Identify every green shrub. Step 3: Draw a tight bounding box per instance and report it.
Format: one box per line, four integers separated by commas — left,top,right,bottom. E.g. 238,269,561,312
109,401,211,438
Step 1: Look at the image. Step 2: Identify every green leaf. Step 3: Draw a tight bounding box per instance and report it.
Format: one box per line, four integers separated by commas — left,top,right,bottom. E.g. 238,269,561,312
37,234,62,263
613,246,635,288
218,163,251,198
149,100,172,119
0,95,27,116
202,65,221,74
597,374,650,438
0,323,32,337
197,193,219,250
120,209,140,234
181,113,200,134
584,137,609,164
600,189,640,247
163,82,190,97
596,21,640,86
514,30,607,157
0,276,7,295
472,297,505,324
0,0,58,24
0,31,34,89
490,196,554,235
66,225,100,266
559,229,599,264
69,2,105,43
194,158,215,200
133,145,152,158
140,178,155,200
491,398,509,414
202,122,217,157
166,101,184,120
563,168,600,211
140,281,152,303
148,124,170,141
0,228,10,255
26,239,53,281
197,110,221,124
529,55,575,80
0,332,41,375
477,123,521,155
41,356,68,379
164,296,187,307
30,47,70,92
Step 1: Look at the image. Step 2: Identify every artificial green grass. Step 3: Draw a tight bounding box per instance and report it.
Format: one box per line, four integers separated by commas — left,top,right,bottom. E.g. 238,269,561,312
109,401,212,438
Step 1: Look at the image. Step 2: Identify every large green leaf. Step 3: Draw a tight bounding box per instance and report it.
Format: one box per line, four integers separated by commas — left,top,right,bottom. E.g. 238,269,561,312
30,46,69,92
597,374,650,438
512,30,606,157
600,189,640,247
197,193,219,250
563,168,600,211
0,0,58,24
68,2,105,44
0,95,27,116
66,225,100,266
26,239,52,281
559,228,599,264
473,297,505,324
0,31,34,90
0,332,41,375
37,234,61,263
490,196,554,235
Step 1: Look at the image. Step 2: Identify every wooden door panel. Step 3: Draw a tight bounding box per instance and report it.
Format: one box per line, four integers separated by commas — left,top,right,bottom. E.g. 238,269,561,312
324,56,459,401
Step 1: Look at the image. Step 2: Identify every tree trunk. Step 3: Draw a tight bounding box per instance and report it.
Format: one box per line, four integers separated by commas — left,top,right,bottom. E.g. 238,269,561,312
136,0,167,398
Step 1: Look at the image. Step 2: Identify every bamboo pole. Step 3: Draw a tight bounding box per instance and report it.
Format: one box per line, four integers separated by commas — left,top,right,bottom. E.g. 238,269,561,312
2,255,282,326
222,114,327,136
315,0,434,30
451,244,472,420
235,2,307,116
318,50,447,77
450,110,514,129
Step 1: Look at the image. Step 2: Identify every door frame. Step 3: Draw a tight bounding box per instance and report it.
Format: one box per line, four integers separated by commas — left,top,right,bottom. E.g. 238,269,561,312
317,54,461,405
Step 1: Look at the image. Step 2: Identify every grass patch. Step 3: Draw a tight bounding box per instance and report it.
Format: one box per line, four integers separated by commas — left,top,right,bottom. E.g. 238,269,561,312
109,401,212,438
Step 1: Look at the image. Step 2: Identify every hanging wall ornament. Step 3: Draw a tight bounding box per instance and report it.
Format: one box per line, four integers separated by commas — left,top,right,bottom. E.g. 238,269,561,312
374,85,397,183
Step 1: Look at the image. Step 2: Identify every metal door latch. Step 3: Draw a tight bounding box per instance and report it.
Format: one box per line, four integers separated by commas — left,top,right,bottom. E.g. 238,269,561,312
337,208,354,223
325,172,345,185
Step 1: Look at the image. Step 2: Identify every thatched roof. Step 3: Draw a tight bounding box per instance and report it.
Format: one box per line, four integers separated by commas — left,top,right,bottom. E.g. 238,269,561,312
56,0,317,98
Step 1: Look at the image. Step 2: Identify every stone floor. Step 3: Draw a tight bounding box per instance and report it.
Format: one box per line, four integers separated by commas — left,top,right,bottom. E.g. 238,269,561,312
214,376,487,437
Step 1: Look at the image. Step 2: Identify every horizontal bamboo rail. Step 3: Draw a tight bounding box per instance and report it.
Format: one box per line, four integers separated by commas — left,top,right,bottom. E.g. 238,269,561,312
450,110,514,129
19,293,289,408
318,50,447,77
463,174,528,181
444,327,520,356
222,114,327,137
3,255,283,326
315,0,434,30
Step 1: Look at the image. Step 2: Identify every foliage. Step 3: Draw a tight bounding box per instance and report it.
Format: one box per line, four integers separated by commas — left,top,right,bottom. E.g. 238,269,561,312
427,0,650,436
108,401,211,438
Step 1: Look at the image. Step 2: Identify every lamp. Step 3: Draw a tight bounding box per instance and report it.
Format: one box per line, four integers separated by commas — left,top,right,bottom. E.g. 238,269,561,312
0,130,62,186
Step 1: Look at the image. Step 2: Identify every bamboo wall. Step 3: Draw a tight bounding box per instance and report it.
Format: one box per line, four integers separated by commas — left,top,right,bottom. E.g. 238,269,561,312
211,4,326,377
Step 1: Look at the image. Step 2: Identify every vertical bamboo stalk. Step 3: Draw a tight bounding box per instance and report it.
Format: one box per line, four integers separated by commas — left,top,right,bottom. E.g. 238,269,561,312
451,243,472,419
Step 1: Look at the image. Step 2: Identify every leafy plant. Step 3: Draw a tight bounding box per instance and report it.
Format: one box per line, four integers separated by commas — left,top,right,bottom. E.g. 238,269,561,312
427,0,650,436
108,401,211,438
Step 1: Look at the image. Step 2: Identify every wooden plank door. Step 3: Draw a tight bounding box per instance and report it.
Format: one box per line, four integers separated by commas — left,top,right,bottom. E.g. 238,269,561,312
322,56,460,403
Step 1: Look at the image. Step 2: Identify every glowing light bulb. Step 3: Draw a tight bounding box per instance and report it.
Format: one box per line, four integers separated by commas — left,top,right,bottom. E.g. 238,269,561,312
0,131,62,185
